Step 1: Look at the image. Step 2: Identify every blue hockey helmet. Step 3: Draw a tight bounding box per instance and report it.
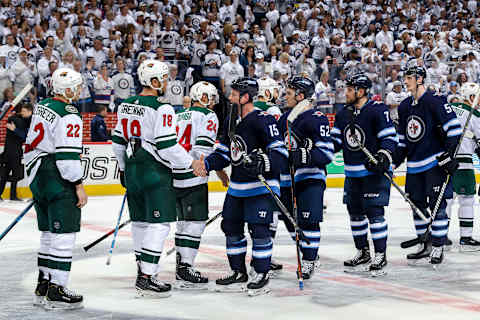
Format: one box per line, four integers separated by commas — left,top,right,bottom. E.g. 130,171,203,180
287,76,315,99
346,73,372,91
231,77,258,102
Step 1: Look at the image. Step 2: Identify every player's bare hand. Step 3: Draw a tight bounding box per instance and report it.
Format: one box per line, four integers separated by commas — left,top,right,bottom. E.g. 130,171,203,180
6,122,15,131
75,184,88,208
216,170,229,187
192,155,207,177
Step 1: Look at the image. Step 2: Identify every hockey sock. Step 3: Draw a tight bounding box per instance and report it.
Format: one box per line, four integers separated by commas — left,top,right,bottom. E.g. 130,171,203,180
269,211,280,239
38,231,53,280
132,221,148,262
458,195,474,238
175,220,206,266
413,212,430,237
252,237,273,273
349,216,369,250
367,208,388,253
225,235,247,273
298,222,320,261
140,223,170,276
431,210,449,247
49,233,75,287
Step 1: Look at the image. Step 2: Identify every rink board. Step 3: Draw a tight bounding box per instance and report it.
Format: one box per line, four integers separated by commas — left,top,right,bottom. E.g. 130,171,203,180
1,142,479,198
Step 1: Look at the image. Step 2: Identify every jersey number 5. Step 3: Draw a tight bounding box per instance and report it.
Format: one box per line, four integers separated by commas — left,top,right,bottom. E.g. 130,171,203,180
121,118,141,140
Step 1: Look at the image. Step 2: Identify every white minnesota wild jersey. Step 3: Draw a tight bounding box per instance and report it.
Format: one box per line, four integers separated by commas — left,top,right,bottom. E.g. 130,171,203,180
112,95,193,171
451,102,480,170
24,98,83,184
253,100,282,120
173,106,219,188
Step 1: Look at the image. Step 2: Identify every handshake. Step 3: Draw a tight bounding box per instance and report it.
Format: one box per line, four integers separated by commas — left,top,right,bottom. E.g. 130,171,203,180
192,155,207,177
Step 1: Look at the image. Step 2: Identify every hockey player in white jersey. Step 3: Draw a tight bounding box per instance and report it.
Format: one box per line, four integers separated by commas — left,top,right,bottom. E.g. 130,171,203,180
26,68,87,310
255,76,282,120
173,81,219,289
447,82,480,251
111,60,203,298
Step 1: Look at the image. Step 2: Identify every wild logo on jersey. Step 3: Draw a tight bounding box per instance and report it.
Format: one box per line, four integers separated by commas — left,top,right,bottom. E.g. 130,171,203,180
406,115,425,142
344,124,365,151
230,135,247,166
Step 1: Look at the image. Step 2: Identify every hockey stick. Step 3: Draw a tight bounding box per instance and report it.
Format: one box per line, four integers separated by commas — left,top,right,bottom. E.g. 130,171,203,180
165,211,223,257
0,83,33,121
83,219,131,252
286,120,304,290
106,193,127,265
0,201,34,242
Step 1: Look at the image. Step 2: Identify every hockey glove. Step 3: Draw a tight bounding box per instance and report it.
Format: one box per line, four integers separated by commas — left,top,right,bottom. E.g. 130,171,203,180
288,138,313,167
119,171,126,188
475,139,480,159
436,151,458,175
243,149,271,178
364,149,392,174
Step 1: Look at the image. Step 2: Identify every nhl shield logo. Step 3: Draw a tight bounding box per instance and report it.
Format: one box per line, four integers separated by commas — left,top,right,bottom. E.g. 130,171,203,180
406,115,425,142
230,135,247,166
344,124,365,151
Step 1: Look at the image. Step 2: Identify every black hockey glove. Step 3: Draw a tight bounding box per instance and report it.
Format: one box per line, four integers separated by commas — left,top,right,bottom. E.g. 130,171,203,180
288,138,313,167
475,139,480,159
243,149,271,178
119,171,126,188
364,149,392,174
436,151,458,175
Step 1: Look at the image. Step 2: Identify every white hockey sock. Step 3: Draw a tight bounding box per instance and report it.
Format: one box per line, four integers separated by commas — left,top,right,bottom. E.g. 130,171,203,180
458,195,474,238
175,221,206,266
140,223,170,275
38,231,53,280
49,233,76,287
132,221,148,261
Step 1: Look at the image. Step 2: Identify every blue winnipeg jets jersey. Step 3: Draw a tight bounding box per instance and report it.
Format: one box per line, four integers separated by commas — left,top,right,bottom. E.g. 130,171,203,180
277,109,334,187
331,100,398,177
205,110,287,197
395,91,461,174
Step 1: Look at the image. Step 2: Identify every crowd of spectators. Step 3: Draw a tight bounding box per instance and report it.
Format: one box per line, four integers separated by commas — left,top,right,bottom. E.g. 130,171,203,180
0,0,478,119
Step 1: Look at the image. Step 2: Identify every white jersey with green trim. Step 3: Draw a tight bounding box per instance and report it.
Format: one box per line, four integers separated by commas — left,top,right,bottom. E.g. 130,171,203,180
451,102,480,170
173,106,219,188
24,97,83,184
111,95,193,171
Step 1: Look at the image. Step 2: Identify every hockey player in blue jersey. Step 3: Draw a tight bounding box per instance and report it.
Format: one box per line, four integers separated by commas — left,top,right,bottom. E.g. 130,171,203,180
193,77,287,295
394,64,461,265
276,76,333,279
331,73,398,276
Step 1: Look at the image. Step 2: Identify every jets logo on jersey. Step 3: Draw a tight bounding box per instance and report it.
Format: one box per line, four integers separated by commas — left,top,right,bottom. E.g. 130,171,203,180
237,38,247,47
118,78,129,89
171,84,182,95
161,33,174,44
406,115,425,142
344,124,365,151
8,50,16,60
196,48,206,58
283,132,298,149
230,135,247,166
192,18,201,28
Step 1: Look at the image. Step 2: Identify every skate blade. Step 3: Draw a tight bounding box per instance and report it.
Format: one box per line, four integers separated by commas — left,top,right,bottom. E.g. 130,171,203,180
431,262,444,271
174,281,209,291
33,295,46,306
444,245,453,252
459,245,480,252
268,269,282,279
247,287,271,297
406,257,430,266
212,283,247,293
43,300,84,311
135,288,172,299
344,265,369,274
370,269,387,277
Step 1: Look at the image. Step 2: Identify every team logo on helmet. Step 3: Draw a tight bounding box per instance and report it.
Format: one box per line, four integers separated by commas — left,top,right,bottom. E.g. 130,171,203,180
171,84,182,95
344,124,365,151
406,115,425,142
230,135,247,166
119,78,129,89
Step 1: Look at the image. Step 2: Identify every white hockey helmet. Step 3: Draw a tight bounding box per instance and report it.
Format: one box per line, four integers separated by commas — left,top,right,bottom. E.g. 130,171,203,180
138,59,169,91
459,82,480,105
51,67,83,103
205,82,219,105
190,81,213,107
257,76,279,101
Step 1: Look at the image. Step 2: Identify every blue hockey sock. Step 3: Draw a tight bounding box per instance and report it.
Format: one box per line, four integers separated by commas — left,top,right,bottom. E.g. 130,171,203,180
299,224,321,261
350,216,369,249
226,236,247,273
252,238,273,273
431,210,449,247
368,216,388,253
413,212,431,237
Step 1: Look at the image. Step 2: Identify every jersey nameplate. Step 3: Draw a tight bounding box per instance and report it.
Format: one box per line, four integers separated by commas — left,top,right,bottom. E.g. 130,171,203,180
119,103,146,117
34,105,57,123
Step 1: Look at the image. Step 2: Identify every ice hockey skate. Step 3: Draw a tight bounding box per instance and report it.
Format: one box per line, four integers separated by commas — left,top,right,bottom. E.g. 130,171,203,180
459,237,480,252
369,252,387,277
175,260,209,290
406,241,432,265
43,283,84,310
33,271,49,306
135,273,172,298
430,246,445,270
344,247,371,273
247,272,271,296
301,260,316,280
214,271,248,293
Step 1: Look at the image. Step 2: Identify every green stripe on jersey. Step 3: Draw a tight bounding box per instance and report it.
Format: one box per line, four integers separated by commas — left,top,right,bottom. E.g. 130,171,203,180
55,152,81,161
156,139,177,149
112,135,127,145
155,133,177,142
175,238,201,249
173,171,196,180
49,260,72,272
140,252,160,264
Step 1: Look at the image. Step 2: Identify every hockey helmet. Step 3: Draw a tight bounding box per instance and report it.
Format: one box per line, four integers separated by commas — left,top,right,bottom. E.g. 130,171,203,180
138,59,169,91
206,82,219,105
346,73,372,91
287,76,315,99
190,81,214,107
51,67,83,103
231,77,258,102
459,82,480,105
257,76,279,102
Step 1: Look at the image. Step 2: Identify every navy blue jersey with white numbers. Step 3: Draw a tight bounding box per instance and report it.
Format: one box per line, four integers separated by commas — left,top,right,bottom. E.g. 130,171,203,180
395,91,461,174
331,100,398,177
277,109,334,187
205,110,287,197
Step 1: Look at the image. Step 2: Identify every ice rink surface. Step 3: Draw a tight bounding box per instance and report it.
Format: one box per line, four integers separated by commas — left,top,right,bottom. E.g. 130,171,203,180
2,188,480,320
